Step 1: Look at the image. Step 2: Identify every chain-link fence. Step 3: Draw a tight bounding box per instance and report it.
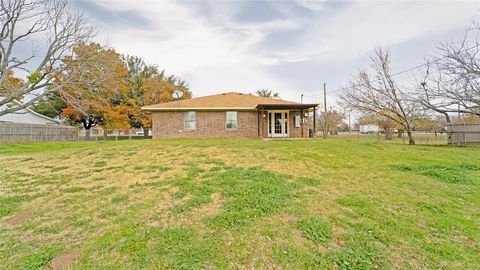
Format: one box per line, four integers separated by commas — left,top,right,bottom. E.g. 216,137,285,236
78,128,152,141
329,131,448,145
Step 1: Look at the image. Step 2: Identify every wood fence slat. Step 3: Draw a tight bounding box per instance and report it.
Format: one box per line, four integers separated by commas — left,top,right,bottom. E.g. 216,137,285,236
0,122,78,143
448,124,480,146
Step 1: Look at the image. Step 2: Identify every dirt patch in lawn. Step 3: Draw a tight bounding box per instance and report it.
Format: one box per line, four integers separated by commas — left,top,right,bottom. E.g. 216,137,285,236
49,249,82,269
4,212,35,226
188,193,224,219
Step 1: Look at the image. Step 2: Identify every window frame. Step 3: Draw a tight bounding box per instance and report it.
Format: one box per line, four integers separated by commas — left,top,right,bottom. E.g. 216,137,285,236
225,111,238,130
184,111,196,130
294,115,301,128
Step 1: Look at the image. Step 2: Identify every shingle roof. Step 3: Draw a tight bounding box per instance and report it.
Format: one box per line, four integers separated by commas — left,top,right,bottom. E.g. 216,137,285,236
141,92,303,111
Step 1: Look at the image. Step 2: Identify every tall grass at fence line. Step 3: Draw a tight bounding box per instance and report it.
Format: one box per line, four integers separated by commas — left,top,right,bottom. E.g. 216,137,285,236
332,131,448,145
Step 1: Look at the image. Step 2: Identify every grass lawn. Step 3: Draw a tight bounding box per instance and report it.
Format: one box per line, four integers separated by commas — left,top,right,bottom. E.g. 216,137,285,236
0,139,479,269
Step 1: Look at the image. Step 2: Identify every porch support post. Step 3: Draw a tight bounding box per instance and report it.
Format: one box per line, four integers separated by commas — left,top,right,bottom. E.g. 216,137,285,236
261,107,265,138
301,109,304,138
257,109,260,137
313,106,317,138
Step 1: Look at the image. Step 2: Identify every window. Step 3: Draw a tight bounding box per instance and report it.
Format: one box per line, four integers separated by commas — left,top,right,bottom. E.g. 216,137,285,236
226,111,238,130
184,111,196,130
295,115,301,128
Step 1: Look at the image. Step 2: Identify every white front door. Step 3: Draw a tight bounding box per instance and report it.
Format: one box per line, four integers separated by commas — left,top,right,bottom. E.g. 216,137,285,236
268,111,289,137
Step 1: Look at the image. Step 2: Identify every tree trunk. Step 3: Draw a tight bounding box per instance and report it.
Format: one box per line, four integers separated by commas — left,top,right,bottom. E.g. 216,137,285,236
81,119,95,141
406,127,415,145
85,129,91,141
384,130,392,140
443,112,451,124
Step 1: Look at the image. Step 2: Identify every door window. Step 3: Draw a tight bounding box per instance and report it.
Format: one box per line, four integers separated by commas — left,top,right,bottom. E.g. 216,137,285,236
274,113,282,134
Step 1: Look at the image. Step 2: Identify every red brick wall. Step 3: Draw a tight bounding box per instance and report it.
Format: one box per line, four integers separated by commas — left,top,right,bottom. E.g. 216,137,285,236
289,110,309,138
151,110,312,138
152,111,259,138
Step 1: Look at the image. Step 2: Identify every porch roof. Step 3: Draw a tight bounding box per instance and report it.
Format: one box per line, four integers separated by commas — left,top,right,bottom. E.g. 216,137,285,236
256,103,318,110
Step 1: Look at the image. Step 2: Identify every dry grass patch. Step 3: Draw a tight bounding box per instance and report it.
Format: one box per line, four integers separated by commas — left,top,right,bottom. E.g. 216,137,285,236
0,139,479,269
49,249,82,270
4,211,35,226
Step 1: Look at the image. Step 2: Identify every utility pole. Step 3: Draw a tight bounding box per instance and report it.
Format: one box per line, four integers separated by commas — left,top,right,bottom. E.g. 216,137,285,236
323,82,327,139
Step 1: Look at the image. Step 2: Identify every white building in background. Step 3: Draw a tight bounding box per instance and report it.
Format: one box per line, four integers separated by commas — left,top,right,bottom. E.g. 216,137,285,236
359,124,379,134
0,97,60,125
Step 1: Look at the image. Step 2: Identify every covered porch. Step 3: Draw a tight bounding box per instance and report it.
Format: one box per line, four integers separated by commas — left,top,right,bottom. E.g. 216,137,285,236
256,103,318,139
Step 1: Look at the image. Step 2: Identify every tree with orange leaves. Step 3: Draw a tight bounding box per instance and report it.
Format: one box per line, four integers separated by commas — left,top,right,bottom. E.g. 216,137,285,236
59,43,130,137
123,55,191,130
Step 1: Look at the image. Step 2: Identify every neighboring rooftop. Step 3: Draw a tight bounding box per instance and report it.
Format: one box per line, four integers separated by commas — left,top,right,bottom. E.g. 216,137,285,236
0,96,61,125
142,92,316,111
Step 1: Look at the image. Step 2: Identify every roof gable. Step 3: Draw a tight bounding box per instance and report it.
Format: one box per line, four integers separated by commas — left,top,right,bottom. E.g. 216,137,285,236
0,96,61,124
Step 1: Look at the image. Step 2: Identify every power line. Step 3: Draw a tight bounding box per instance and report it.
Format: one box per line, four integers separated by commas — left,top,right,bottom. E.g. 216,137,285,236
303,43,479,99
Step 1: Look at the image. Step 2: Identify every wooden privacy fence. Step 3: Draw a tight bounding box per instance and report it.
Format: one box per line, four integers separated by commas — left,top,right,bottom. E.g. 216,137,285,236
0,122,78,143
448,124,480,146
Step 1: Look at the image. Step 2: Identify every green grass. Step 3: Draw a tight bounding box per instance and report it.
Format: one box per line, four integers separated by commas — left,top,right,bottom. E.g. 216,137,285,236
298,217,332,244
0,195,32,218
396,162,480,184
0,138,479,269
17,246,63,270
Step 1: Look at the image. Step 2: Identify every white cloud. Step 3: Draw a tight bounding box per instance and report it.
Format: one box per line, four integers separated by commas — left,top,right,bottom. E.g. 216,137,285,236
82,0,480,101
297,0,327,11
89,1,305,99
291,1,479,61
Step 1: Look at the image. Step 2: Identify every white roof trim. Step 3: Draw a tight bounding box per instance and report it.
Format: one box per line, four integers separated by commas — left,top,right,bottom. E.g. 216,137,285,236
141,106,256,111
1,96,61,124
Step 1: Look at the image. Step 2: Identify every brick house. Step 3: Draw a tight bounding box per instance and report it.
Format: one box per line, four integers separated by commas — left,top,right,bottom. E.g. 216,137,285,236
142,92,318,139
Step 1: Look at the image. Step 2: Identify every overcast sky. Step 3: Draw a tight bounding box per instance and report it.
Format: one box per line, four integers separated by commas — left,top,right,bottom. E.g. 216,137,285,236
72,0,480,104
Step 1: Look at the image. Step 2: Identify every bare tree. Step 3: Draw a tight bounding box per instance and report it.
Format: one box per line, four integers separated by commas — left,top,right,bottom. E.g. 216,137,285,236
256,89,279,98
357,112,397,140
316,108,345,135
418,23,480,120
339,48,418,145
418,73,453,123
0,0,93,116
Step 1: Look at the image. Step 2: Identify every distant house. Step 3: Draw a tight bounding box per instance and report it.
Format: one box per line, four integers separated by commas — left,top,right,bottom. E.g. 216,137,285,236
142,92,318,138
0,97,60,125
359,124,379,134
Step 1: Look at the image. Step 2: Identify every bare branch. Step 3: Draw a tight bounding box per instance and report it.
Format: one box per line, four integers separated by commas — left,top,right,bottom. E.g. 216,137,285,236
0,0,94,116
339,48,418,144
